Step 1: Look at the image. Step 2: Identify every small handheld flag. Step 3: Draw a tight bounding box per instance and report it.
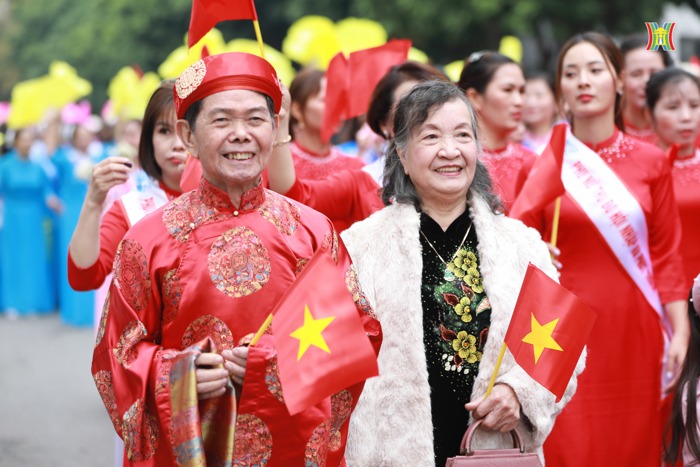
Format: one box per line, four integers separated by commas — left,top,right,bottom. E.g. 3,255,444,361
321,40,411,142
188,0,259,49
510,123,567,221
503,263,595,401
322,53,351,144
271,249,379,415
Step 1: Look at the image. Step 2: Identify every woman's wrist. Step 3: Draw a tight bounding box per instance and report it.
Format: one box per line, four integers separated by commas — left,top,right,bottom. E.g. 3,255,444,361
83,193,105,211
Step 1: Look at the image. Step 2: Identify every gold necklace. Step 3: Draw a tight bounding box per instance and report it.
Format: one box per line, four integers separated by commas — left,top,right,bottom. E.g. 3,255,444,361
419,222,473,267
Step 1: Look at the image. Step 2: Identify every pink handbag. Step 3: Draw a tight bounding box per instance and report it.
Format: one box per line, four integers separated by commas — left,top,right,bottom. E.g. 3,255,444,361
445,419,543,466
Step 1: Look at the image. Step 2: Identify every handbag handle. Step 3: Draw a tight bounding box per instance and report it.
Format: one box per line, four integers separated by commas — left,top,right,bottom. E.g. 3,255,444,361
459,419,525,455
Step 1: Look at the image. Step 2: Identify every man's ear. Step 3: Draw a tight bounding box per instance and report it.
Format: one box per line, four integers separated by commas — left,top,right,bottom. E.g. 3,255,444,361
176,120,198,160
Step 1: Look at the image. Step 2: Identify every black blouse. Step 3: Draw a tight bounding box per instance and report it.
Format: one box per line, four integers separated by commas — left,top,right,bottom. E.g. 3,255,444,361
419,209,492,465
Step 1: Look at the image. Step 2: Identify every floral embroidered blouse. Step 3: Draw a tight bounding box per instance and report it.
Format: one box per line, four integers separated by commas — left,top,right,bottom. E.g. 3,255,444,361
419,209,492,465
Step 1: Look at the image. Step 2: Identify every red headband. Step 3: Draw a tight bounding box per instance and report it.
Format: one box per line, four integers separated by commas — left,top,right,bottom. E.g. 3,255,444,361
174,52,282,119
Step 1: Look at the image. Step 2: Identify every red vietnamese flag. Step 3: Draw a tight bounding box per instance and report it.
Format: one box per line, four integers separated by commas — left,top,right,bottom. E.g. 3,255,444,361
272,248,379,415
321,53,351,143
504,263,595,401
321,40,411,142
509,123,567,220
347,39,412,118
188,0,258,48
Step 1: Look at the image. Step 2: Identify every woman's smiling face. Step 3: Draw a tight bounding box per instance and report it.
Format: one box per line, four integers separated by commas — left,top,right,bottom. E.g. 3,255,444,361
399,98,478,211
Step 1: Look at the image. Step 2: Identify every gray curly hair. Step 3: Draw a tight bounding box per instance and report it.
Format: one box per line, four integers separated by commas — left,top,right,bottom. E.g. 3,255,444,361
381,80,503,214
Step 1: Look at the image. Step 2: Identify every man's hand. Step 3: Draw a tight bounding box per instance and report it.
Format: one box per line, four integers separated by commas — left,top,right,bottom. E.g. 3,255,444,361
465,384,521,432
194,352,229,400
223,346,249,386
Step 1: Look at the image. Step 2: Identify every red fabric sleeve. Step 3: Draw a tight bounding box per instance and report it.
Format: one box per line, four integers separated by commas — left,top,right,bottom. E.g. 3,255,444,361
511,156,549,238
67,200,131,291
92,233,177,465
648,155,687,303
284,169,383,227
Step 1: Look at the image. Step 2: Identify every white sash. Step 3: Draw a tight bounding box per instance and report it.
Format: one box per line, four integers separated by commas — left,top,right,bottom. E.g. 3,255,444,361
561,129,665,321
120,185,170,227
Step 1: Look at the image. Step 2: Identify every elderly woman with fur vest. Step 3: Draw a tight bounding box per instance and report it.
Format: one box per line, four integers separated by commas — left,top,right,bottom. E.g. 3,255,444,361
341,81,585,466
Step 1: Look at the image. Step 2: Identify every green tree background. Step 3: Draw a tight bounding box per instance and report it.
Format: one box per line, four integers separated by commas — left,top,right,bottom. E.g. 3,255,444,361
0,0,692,106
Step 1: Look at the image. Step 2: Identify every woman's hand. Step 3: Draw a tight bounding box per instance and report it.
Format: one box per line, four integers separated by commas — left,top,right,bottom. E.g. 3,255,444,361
194,352,229,400
268,83,296,194
278,82,291,131
465,384,521,432
85,157,132,208
222,346,249,386
663,299,690,392
664,330,688,392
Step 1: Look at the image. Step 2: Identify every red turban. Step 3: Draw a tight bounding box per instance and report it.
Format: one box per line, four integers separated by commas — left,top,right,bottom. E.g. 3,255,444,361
174,52,282,119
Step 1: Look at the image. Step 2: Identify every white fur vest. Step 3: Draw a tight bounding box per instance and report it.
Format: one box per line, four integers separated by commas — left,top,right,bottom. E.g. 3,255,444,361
341,195,585,466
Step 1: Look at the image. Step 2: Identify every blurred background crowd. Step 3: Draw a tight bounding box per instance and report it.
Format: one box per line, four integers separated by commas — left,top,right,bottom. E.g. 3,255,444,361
0,1,698,329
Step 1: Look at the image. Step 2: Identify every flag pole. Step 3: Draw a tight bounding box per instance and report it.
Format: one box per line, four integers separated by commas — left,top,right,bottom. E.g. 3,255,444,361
250,313,273,346
485,342,507,397
550,197,562,249
253,20,266,58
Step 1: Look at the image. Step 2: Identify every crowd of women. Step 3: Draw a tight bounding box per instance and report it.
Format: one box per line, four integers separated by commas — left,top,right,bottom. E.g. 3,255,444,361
3,28,700,465
0,116,146,325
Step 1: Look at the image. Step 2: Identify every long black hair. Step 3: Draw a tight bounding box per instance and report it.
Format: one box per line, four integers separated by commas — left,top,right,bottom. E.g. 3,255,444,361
664,294,700,463
457,51,516,94
367,61,448,138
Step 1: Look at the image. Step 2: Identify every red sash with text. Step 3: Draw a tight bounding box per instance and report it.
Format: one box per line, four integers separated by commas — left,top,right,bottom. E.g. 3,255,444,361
561,129,666,330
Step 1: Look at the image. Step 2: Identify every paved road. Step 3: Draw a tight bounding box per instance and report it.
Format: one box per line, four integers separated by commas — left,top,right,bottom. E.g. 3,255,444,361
0,313,113,466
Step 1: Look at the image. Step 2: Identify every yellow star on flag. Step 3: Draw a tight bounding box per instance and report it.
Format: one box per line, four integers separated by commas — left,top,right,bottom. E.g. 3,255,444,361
522,313,563,364
290,305,336,361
